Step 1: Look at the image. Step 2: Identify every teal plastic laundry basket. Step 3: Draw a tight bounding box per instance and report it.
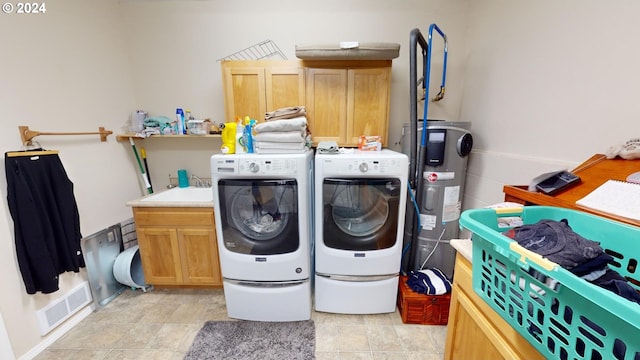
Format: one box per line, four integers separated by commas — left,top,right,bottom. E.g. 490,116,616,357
460,206,640,360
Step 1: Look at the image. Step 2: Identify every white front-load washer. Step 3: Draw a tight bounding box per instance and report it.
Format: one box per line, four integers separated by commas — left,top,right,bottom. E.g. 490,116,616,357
211,150,313,321
314,149,408,314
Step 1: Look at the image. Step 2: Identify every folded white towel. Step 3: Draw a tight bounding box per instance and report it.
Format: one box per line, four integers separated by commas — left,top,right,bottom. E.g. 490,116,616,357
254,116,307,133
265,106,306,121
317,141,339,154
254,147,309,154
253,130,306,143
254,141,306,149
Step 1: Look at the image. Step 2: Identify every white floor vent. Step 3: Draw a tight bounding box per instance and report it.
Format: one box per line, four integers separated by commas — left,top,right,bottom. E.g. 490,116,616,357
36,281,92,336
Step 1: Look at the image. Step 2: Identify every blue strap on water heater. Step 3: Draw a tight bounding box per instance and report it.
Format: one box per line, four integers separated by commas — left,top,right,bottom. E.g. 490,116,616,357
421,23,448,147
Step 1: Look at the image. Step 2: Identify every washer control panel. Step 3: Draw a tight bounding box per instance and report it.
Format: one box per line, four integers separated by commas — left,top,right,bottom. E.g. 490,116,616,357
213,158,298,176
321,157,404,175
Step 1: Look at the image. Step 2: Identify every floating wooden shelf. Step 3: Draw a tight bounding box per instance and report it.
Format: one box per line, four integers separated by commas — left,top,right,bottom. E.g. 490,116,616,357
116,133,222,141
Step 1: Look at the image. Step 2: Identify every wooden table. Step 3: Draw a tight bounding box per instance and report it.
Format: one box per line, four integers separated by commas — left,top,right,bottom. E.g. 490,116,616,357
503,154,640,227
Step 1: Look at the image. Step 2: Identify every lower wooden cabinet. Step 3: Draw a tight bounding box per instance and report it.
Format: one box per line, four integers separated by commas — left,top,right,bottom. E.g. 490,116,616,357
444,254,544,360
133,207,222,287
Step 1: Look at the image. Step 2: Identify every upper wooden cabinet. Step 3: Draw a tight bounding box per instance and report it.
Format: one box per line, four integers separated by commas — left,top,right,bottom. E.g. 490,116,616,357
304,61,391,147
303,67,347,145
220,59,392,147
221,60,305,122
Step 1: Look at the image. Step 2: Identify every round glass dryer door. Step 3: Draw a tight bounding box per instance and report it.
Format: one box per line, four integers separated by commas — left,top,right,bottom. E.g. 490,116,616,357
217,179,299,255
322,178,401,251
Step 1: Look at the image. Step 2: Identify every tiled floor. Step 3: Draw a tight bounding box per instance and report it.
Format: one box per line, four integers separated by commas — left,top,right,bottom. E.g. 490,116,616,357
34,287,447,360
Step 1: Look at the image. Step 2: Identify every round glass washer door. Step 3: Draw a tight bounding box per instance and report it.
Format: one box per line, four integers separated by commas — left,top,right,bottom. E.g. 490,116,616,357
229,185,293,241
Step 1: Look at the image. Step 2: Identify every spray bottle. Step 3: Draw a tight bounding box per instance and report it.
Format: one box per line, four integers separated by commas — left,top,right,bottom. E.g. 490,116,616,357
243,117,255,153
235,116,246,154
175,108,185,135
220,122,236,154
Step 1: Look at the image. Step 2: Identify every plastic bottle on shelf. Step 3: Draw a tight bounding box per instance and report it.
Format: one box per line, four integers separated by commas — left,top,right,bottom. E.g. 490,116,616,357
220,122,236,154
243,116,255,153
175,108,185,135
184,109,193,134
235,117,246,154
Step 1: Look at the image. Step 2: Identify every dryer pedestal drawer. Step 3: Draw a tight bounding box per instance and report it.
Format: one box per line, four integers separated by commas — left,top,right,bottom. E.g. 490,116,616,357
314,274,399,314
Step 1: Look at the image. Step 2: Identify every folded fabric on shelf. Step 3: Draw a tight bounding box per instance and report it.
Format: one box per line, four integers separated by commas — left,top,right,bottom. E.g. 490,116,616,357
253,130,307,143
254,116,307,133
254,147,309,154
254,141,306,149
265,106,306,121
140,128,161,137
317,141,339,154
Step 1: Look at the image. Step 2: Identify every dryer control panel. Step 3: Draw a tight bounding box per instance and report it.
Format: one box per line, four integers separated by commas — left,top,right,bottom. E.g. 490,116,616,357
321,158,404,175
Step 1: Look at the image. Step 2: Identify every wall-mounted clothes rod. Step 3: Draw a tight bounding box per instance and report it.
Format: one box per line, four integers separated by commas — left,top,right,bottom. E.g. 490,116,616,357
19,125,113,146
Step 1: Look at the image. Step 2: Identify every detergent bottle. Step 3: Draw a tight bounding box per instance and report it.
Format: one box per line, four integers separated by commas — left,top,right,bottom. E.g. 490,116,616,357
235,116,247,154
243,116,255,153
175,108,185,135
220,122,236,154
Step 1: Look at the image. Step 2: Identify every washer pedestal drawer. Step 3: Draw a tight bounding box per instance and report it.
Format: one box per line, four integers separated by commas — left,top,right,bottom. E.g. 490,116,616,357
223,279,311,322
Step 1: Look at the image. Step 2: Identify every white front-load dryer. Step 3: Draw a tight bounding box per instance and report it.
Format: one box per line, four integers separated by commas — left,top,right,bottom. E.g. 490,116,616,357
211,150,313,321
314,149,408,314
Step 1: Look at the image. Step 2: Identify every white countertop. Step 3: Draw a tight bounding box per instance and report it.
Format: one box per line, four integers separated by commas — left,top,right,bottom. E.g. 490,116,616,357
126,187,214,208
450,238,472,263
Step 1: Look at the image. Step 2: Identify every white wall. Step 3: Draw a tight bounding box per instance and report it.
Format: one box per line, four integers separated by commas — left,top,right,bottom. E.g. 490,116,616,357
0,312,15,359
0,0,139,357
460,0,640,209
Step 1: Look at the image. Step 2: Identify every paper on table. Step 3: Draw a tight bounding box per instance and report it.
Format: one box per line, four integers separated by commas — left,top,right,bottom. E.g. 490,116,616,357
576,180,640,220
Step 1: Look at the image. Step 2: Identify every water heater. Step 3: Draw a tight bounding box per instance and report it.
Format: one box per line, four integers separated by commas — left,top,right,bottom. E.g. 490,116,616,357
402,120,473,277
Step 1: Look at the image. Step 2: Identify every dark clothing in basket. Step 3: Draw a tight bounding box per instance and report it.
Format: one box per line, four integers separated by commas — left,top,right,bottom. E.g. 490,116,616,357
505,219,640,305
504,219,602,268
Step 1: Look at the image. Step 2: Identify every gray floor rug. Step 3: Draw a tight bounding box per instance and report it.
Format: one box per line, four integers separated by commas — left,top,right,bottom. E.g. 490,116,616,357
184,320,315,360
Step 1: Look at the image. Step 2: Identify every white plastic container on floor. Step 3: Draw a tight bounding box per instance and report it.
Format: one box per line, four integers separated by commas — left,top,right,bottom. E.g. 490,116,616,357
113,245,148,290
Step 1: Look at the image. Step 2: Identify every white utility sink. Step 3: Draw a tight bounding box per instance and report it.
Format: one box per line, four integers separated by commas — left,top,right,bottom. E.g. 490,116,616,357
140,186,213,203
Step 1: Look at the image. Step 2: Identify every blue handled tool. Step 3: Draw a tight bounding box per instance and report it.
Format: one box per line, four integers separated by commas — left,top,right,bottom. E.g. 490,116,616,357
422,23,448,148
427,23,448,102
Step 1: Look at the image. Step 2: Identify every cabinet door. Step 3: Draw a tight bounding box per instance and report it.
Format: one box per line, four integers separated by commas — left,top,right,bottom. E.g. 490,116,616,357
444,256,544,360
445,284,506,360
265,67,305,117
178,228,222,285
222,66,266,122
305,68,348,144
347,67,391,146
136,227,182,285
